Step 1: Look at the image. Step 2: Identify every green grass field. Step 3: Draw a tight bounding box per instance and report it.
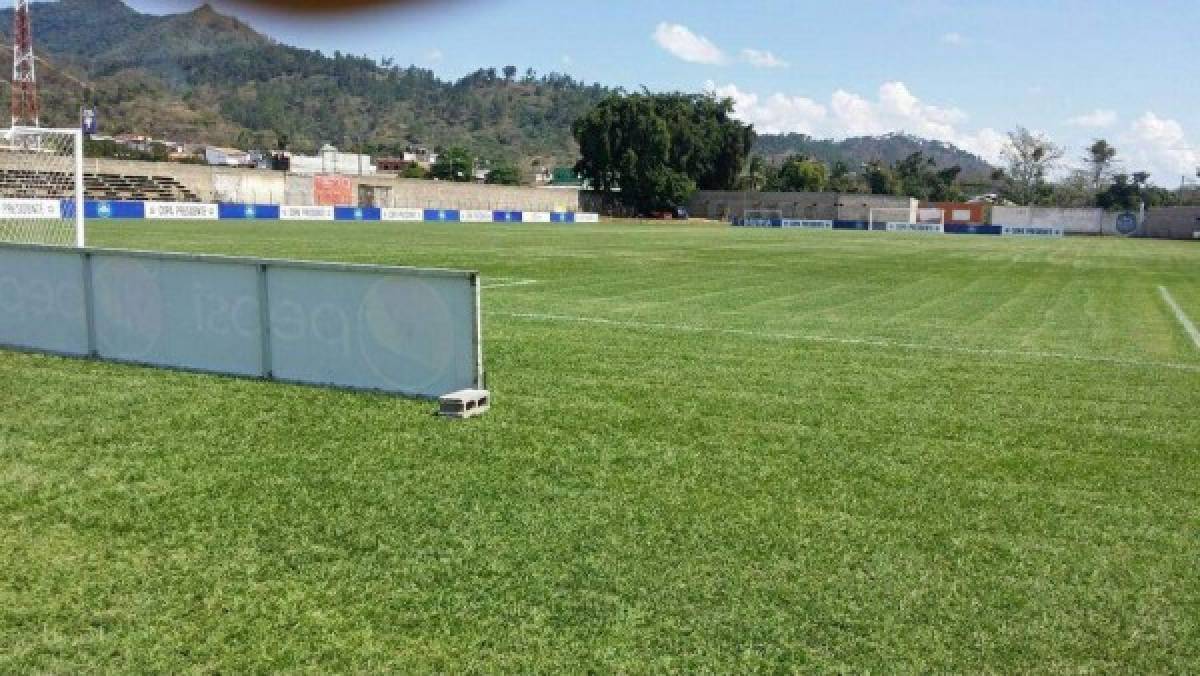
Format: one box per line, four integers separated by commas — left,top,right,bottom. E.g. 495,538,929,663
3,219,1199,671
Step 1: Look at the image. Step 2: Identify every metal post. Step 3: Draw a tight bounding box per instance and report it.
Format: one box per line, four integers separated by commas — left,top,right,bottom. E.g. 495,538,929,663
257,263,273,378
74,129,85,247
81,251,97,356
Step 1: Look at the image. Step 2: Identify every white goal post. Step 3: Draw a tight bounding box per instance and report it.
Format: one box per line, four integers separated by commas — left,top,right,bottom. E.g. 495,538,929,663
0,127,85,247
741,208,783,227
868,206,945,233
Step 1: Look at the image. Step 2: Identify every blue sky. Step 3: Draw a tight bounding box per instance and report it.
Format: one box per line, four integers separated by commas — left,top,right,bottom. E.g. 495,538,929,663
125,0,1198,183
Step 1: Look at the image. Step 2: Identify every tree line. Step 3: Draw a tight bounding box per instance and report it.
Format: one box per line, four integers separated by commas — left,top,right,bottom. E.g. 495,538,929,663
574,92,1200,214
995,131,1199,210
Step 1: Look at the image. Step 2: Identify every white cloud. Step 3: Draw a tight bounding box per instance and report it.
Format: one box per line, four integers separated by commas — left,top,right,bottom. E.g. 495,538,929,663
706,81,824,135
561,55,573,66
653,23,726,65
707,80,1008,163
709,83,1198,184
1067,109,1118,128
941,32,966,46
424,48,444,63
1120,112,1198,182
740,48,789,69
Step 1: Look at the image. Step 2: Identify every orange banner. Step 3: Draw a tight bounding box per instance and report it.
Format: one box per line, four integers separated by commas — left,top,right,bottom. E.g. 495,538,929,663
314,175,353,206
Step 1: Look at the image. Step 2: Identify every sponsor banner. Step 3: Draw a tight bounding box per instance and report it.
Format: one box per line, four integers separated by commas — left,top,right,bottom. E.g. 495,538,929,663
334,206,382,221
314,175,353,206
1115,212,1139,236
743,218,782,228
886,222,944,234
524,211,551,223
0,244,483,400
80,200,144,219
424,209,461,222
280,205,335,221
1001,225,1064,238
460,209,494,223
144,202,219,220
382,208,423,222
945,224,1002,236
217,203,281,220
0,198,62,219
781,219,833,229
574,212,600,223
550,212,575,223
0,247,89,355
252,205,281,220
492,210,522,223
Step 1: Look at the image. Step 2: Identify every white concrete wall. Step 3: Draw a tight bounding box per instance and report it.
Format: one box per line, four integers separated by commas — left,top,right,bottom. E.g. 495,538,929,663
991,207,1118,235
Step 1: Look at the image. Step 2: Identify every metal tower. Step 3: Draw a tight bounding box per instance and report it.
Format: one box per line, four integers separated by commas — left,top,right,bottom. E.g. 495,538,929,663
11,0,39,127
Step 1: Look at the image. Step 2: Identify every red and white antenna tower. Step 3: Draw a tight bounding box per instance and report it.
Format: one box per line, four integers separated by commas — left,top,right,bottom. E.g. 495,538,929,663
11,0,39,127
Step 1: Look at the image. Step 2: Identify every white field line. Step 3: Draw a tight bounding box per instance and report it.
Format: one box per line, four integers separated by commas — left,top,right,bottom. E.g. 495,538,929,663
482,278,540,289
496,311,1200,373
1158,286,1200,351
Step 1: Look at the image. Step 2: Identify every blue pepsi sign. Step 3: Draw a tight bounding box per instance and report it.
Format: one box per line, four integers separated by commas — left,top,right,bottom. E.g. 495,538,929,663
1115,212,1139,236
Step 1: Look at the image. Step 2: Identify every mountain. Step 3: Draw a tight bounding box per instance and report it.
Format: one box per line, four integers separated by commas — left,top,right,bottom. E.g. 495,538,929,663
0,0,613,170
754,132,995,177
0,0,996,177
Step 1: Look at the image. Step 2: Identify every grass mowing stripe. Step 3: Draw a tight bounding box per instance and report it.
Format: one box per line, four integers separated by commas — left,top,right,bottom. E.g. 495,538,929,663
495,310,1200,372
1158,285,1200,350
481,279,540,289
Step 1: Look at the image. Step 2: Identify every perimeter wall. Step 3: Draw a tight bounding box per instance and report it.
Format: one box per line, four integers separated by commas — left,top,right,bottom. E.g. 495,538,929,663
74,158,581,212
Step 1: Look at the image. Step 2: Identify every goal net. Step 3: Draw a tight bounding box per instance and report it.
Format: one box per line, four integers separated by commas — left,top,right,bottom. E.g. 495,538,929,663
741,208,783,227
868,206,944,233
0,127,85,247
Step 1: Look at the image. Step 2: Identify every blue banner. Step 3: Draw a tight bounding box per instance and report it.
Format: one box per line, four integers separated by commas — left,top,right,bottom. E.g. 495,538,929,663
492,210,523,223
945,224,1002,235
424,209,461,222
218,203,281,220
69,200,146,219
334,206,381,221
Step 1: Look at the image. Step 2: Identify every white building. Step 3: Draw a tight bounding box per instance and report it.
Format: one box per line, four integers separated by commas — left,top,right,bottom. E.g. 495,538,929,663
402,148,438,167
205,146,253,167
288,143,376,175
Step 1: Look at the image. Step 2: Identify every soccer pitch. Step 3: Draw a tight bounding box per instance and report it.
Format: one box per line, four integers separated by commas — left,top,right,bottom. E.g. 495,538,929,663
3,220,1199,671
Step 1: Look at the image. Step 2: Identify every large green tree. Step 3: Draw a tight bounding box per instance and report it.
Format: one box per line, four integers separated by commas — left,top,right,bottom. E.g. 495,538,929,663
431,147,474,182
485,162,522,185
573,93,755,213
771,155,828,192
1096,173,1148,211
893,152,965,202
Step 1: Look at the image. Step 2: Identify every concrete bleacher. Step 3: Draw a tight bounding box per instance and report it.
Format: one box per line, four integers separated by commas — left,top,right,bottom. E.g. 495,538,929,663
0,169,200,202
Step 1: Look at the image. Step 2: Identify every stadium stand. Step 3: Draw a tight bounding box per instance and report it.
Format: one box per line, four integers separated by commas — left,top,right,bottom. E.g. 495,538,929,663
0,169,200,202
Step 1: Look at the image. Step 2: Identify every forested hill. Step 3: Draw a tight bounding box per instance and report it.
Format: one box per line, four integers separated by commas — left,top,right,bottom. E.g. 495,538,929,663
0,0,994,174
754,132,995,176
0,0,613,168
